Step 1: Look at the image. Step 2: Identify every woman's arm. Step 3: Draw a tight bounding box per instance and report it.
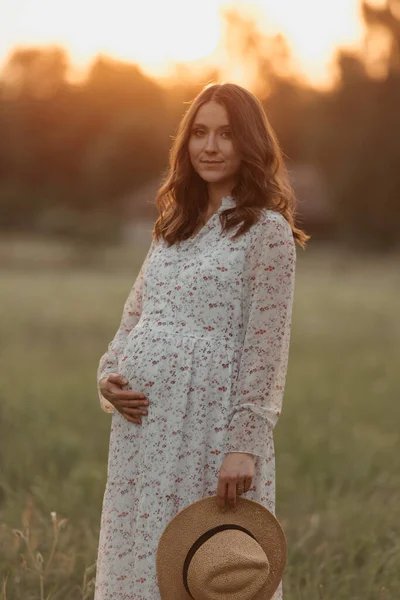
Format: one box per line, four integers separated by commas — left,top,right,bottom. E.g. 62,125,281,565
224,212,296,459
96,237,157,413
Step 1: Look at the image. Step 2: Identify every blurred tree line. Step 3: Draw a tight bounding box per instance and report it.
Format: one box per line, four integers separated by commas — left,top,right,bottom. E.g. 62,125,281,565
0,0,399,250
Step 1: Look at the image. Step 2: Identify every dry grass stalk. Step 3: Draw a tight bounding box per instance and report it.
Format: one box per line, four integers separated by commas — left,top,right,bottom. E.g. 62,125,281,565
2,572,8,600
12,510,68,600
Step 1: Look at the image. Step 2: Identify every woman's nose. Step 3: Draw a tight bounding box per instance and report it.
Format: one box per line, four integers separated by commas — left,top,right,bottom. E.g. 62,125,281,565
204,134,218,151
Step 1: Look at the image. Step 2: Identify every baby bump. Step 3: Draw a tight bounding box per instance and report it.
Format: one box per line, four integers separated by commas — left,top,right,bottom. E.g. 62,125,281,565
110,329,243,478
118,327,241,411
118,329,163,393
117,328,181,402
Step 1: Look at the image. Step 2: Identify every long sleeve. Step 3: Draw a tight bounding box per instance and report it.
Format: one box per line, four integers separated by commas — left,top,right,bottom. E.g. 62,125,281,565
224,212,296,459
97,237,157,413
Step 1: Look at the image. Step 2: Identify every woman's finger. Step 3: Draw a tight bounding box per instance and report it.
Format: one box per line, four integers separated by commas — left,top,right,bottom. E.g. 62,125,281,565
108,383,146,400
236,481,245,495
112,398,149,409
118,408,142,424
216,479,228,511
107,373,130,388
227,478,238,511
123,407,147,418
244,476,253,493
125,415,142,424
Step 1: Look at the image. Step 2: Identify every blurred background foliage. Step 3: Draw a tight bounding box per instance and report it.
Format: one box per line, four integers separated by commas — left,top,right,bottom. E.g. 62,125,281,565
0,2,399,251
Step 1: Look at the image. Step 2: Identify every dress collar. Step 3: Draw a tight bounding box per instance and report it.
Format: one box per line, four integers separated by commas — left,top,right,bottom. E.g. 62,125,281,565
218,196,236,212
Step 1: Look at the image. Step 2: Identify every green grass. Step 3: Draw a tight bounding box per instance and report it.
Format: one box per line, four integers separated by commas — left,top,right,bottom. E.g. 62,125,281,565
0,245,399,599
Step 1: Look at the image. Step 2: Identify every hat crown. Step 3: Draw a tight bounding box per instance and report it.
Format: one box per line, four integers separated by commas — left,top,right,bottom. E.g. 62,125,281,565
187,530,270,600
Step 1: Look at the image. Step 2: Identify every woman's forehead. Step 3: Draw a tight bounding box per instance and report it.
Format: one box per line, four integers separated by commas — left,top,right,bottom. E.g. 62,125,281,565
194,101,230,127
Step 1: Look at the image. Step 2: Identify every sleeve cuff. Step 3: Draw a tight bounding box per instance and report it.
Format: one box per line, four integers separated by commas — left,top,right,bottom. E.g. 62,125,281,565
224,409,275,460
97,374,115,414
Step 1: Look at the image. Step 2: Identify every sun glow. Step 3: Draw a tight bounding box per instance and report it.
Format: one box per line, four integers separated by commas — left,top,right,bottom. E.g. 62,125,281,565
0,0,365,87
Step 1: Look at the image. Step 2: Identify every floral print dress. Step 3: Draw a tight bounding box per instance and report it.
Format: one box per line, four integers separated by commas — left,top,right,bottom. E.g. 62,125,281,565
94,195,296,600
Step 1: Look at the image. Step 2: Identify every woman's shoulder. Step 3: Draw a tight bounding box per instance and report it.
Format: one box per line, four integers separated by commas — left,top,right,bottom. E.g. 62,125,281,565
247,210,296,265
253,208,293,239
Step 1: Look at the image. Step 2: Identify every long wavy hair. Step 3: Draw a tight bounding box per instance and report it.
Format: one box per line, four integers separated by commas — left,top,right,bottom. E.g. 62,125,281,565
153,83,310,248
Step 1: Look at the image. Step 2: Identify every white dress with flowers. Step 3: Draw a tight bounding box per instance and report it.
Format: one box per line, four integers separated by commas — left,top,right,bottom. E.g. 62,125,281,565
94,196,296,600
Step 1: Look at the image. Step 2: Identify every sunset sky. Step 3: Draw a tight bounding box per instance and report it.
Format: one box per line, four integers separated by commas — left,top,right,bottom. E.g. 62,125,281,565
0,0,375,88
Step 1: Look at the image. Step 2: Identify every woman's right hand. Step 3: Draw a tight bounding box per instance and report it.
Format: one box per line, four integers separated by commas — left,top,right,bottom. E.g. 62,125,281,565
99,374,150,424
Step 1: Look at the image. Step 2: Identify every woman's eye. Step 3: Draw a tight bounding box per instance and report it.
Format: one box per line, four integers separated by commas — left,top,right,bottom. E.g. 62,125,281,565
192,129,231,138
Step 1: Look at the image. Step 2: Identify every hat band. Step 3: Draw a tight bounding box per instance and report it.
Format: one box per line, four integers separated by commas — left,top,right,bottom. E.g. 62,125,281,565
182,524,258,599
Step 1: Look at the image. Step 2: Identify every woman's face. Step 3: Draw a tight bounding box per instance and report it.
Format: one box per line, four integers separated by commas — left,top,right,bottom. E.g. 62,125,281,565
188,101,241,189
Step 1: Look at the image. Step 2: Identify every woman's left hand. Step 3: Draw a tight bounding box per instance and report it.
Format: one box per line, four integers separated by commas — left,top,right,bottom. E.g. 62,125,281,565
216,452,255,512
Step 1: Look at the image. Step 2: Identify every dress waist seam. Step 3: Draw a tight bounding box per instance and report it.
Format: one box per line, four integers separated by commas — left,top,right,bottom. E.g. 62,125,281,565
133,322,243,349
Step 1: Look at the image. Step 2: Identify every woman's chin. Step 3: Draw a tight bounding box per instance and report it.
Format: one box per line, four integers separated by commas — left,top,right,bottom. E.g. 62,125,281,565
196,171,227,183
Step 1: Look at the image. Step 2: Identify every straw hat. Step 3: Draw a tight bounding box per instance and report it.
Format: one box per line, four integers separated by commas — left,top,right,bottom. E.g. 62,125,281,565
156,495,287,600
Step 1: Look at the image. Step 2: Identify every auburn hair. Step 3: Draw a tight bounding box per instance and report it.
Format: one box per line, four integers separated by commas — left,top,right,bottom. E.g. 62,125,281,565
153,83,310,248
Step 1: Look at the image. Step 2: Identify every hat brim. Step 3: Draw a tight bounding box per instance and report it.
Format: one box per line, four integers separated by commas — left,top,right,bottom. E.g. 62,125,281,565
156,496,286,600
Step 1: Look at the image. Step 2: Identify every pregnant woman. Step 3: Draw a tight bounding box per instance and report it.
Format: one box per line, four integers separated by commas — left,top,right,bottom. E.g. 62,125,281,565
94,82,309,600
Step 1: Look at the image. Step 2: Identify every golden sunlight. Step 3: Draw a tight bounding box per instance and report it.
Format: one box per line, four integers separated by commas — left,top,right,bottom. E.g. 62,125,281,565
0,0,221,74
0,0,365,86
258,0,363,67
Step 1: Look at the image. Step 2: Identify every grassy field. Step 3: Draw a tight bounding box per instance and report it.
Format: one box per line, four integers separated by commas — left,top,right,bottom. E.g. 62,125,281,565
0,243,399,599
